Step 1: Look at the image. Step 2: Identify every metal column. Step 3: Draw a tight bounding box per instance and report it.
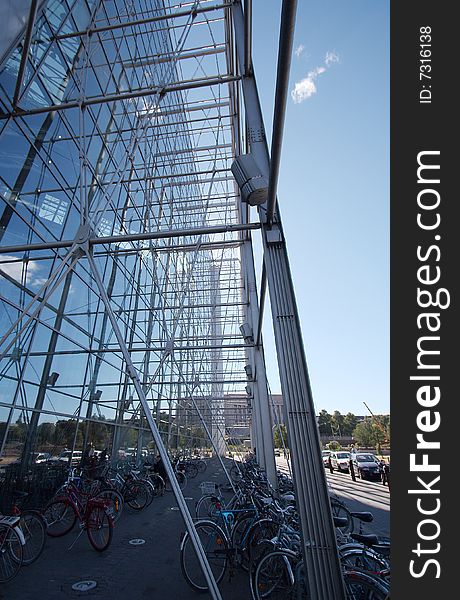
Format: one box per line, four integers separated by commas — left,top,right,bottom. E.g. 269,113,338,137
240,233,277,488
232,2,346,598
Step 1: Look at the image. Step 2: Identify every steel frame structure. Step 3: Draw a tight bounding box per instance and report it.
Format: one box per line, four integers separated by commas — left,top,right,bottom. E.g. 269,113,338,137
0,1,344,598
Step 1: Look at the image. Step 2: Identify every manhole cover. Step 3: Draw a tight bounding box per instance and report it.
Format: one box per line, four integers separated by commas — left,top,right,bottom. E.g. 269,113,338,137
129,538,146,545
72,581,97,592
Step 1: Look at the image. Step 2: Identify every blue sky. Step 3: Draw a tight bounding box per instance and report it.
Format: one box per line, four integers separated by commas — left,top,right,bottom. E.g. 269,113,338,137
251,1,390,415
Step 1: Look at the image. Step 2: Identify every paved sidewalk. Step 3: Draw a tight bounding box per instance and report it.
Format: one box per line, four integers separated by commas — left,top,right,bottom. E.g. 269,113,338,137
1,458,248,600
2,456,390,600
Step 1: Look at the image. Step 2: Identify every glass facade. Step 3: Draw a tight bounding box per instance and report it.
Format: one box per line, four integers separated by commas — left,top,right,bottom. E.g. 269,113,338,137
0,0,252,477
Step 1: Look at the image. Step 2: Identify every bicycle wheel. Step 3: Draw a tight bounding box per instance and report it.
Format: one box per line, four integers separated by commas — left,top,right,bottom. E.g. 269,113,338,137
177,471,187,490
152,474,165,496
343,569,390,599
340,547,389,574
330,498,354,534
125,481,149,510
43,499,77,537
245,518,280,570
93,490,124,523
0,524,23,583
195,494,220,519
197,460,207,473
230,513,253,568
254,550,297,600
180,520,229,592
230,464,243,482
141,478,155,506
18,511,46,565
86,505,113,552
186,463,199,479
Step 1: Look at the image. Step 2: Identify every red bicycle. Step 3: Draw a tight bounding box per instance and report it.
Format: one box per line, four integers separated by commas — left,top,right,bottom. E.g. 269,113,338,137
43,480,113,552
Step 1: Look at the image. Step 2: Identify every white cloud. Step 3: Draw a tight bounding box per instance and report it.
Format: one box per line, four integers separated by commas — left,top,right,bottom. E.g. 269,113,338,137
291,66,326,103
294,44,305,58
325,51,340,67
311,66,326,77
291,76,317,103
0,255,47,288
291,50,340,104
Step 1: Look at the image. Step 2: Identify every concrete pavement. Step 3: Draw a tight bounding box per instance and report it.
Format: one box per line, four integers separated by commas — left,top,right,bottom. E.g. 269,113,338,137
1,456,390,600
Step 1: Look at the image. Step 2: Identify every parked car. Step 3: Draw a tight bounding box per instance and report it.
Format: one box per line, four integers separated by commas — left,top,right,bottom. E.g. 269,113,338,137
330,451,350,473
33,452,51,463
14,452,52,464
321,450,331,467
353,453,381,480
58,450,83,465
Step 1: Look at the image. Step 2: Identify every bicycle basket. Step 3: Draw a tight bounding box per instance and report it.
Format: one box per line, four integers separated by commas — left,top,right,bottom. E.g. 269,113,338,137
200,482,217,495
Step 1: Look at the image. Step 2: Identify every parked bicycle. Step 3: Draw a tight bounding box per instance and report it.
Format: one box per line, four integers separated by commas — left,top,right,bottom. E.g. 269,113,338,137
44,480,114,551
0,517,23,583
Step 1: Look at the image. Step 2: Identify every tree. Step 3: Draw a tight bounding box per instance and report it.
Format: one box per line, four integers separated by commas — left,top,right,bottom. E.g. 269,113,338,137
189,426,206,449
54,420,82,448
12,418,28,442
343,413,358,436
318,410,332,435
37,422,56,448
352,419,386,452
327,440,341,451
374,414,390,444
86,417,111,449
273,424,288,448
331,411,344,437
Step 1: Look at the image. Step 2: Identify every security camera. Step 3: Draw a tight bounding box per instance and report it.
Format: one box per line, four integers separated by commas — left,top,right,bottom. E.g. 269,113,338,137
231,154,268,206
47,372,60,386
240,323,253,343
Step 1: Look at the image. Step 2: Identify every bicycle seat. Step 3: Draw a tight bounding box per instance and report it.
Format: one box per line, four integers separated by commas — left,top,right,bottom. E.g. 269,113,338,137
350,511,373,523
333,517,350,528
280,493,295,502
350,533,379,547
373,542,391,557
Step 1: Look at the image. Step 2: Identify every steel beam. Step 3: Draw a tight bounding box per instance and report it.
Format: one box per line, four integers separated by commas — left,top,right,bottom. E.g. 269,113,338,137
255,263,266,347
265,0,296,225
55,2,232,40
3,75,240,119
244,0,252,76
12,0,39,107
0,222,260,255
